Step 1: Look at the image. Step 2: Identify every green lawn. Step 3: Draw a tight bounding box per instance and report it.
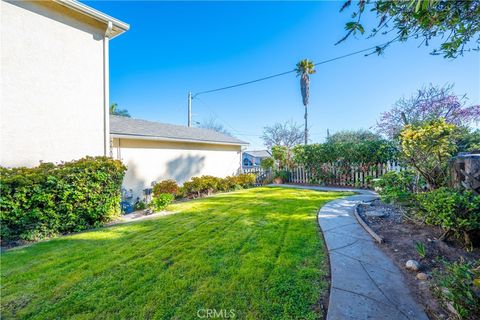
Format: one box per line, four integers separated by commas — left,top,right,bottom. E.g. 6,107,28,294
1,187,347,319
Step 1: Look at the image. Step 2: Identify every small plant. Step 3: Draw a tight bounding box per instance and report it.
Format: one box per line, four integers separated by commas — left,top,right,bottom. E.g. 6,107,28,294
149,193,174,212
433,260,480,319
414,241,426,259
134,199,147,211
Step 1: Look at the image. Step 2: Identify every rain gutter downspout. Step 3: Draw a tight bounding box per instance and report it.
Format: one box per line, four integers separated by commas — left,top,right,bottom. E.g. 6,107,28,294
104,21,113,156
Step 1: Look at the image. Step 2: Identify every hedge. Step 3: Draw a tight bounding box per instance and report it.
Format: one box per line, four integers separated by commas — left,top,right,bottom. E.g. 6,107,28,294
0,157,126,242
180,174,256,198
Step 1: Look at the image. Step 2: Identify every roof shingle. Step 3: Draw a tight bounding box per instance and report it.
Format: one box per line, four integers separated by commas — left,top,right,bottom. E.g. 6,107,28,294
110,115,247,146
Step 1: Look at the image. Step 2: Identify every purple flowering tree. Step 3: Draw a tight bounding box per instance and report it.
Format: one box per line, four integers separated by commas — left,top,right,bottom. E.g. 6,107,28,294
377,84,480,139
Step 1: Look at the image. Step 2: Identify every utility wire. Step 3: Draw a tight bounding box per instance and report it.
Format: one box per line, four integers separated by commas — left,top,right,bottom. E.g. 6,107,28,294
193,40,397,98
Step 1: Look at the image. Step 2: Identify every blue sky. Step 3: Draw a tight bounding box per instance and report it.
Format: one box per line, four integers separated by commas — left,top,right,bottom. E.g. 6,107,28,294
88,1,479,149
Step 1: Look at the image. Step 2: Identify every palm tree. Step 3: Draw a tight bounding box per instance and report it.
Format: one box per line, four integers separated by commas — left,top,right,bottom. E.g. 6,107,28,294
110,103,131,118
295,59,316,145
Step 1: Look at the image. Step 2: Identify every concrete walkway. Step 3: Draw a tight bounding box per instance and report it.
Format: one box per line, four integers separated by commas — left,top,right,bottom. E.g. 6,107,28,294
107,210,177,226
274,185,428,320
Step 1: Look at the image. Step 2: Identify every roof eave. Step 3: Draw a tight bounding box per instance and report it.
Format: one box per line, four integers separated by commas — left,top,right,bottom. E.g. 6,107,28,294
53,0,130,38
111,133,249,147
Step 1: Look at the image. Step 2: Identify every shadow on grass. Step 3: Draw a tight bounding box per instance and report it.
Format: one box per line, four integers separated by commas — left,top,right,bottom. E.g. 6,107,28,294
1,186,348,319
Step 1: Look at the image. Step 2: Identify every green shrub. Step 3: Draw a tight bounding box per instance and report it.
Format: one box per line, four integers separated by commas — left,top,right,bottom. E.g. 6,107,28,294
181,174,256,198
149,193,174,212
433,260,480,319
182,175,220,198
274,170,291,182
153,179,179,197
416,188,480,247
134,200,147,211
260,157,275,170
0,157,126,242
373,170,418,204
234,173,256,188
217,176,238,192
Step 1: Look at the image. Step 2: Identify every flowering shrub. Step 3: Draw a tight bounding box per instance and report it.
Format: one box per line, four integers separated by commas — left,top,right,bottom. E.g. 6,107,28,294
377,85,480,139
400,119,458,189
0,157,126,242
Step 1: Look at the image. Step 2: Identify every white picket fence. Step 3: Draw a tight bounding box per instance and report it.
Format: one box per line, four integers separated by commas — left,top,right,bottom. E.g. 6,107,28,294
242,161,401,188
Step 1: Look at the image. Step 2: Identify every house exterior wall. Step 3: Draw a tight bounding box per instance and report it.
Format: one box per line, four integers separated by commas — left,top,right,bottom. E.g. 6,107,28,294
0,0,107,167
112,138,243,201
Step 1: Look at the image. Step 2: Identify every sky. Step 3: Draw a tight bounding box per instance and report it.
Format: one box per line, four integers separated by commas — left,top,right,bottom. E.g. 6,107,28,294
88,1,480,149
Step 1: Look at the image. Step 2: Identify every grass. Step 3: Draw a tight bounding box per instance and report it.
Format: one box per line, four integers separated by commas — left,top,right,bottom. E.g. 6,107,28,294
1,187,348,319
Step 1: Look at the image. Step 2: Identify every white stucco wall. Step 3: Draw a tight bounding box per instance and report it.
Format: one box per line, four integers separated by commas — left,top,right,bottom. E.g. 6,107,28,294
0,0,106,167
112,138,243,201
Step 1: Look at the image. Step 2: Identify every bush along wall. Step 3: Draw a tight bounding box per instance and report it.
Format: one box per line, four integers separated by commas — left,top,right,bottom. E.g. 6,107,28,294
0,157,126,243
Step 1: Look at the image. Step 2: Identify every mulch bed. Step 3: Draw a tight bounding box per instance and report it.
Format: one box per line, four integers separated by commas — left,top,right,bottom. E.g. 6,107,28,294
357,200,480,320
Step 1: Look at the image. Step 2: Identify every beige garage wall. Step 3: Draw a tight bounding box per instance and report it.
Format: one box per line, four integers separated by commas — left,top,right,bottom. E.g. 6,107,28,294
0,1,106,167
112,138,243,200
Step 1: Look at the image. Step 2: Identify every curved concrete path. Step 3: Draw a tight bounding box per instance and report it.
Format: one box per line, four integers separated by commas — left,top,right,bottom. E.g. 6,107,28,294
273,185,428,320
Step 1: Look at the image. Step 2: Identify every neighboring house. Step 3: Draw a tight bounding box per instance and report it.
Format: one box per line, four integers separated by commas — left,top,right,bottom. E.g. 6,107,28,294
110,116,248,200
1,0,128,167
242,150,271,168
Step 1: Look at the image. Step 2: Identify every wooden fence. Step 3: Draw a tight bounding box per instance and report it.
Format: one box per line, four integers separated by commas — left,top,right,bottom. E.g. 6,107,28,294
243,161,401,188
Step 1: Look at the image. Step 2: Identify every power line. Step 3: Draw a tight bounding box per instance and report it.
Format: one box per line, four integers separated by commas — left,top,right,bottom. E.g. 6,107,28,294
193,40,397,98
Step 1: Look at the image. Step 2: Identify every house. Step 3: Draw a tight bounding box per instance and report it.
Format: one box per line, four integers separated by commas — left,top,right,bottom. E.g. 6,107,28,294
1,0,129,167
110,116,248,200
242,150,271,168
1,0,248,201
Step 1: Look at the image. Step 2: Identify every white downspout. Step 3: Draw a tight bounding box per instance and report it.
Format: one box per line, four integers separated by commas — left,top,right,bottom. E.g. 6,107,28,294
103,21,113,156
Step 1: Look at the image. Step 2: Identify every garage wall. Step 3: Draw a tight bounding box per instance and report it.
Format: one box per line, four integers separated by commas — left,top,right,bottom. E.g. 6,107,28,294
1,1,106,167
112,138,243,200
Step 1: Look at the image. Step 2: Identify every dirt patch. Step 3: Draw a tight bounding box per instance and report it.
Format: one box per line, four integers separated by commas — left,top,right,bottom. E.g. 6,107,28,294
357,200,480,320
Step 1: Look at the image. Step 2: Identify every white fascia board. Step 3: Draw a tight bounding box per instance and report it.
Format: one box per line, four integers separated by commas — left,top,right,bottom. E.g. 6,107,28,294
111,133,249,147
53,0,130,38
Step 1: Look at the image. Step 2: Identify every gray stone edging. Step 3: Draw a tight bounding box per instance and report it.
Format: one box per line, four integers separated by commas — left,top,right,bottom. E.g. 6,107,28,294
353,203,384,243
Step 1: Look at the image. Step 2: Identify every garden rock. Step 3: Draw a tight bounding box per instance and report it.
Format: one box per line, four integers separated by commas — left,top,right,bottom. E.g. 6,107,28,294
406,260,421,271
365,209,387,218
416,273,428,281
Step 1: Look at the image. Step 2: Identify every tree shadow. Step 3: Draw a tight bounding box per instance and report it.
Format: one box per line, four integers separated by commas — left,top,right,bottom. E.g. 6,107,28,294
165,155,205,184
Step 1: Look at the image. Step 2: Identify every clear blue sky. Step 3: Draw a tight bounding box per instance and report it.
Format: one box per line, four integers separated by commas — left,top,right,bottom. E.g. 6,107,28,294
88,1,479,149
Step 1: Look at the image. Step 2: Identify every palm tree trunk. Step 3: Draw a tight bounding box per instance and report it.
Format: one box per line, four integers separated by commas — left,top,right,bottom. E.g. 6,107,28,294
304,105,308,145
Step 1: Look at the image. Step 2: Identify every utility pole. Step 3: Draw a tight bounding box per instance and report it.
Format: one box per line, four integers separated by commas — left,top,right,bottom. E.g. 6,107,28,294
188,91,192,127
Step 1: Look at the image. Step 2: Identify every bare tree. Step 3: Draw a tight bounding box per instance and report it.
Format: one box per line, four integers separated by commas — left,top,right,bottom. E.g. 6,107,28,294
262,121,304,149
199,117,231,136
